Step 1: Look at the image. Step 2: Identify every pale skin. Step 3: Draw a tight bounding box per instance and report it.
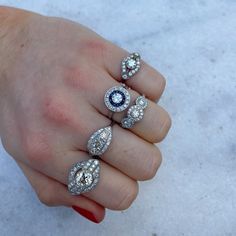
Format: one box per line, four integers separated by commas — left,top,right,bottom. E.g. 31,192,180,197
0,7,171,223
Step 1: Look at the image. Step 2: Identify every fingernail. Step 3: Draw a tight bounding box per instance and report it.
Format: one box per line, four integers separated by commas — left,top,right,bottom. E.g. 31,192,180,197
72,206,99,223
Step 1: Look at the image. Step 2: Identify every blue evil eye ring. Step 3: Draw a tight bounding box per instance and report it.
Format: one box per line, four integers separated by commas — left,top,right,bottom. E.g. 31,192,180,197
104,85,131,112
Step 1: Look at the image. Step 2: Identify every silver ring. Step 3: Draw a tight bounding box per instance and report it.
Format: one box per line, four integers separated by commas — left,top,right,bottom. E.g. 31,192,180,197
68,159,100,195
87,125,112,157
121,95,148,129
121,52,141,80
104,85,131,112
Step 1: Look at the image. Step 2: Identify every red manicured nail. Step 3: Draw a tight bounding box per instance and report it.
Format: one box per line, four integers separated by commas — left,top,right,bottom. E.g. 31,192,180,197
72,206,99,223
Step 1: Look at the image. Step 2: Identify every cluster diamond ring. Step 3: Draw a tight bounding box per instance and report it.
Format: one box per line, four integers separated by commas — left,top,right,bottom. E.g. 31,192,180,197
121,52,141,80
87,125,112,157
121,95,148,129
68,159,100,195
104,85,131,112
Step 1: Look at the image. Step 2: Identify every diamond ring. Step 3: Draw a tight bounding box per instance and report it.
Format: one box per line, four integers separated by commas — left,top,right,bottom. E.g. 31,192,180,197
121,52,141,80
87,125,112,157
121,95,148,129
68,159,100,195
104,85,131,112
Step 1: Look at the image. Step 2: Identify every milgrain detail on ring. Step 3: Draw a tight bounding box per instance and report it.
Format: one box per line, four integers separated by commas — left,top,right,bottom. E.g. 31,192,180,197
121,117,135,129
121,52,141,80
135,95,148,109
128,105,144,121
121,95,148,129
68,159,100,195
104,85,131,112
87,126,112,157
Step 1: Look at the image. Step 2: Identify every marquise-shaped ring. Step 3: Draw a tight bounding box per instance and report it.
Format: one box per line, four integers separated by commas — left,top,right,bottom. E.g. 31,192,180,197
68,159,100,195
121,95,148,129
87,126,112,157
121,52,141,80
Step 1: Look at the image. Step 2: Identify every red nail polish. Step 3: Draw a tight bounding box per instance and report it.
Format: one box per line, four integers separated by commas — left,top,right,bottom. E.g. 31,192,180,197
72,206,99,223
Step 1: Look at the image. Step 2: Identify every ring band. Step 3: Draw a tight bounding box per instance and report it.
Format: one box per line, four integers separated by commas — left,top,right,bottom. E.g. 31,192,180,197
68,159,100,195
121,95,148,129
121,52,141,80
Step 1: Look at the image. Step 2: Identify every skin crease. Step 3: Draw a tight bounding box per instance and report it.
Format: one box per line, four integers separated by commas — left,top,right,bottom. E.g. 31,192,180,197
0,7,171,223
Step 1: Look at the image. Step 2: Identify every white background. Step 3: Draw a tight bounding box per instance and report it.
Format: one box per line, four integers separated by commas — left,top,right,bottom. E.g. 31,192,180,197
0,1,236,235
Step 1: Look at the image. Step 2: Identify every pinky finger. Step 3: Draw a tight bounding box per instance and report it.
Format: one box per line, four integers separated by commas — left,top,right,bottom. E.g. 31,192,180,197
17,160,105,223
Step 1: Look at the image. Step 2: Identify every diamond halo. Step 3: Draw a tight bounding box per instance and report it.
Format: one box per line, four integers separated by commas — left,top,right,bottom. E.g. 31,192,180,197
121,52,141,80
127,105,144,122
104,86,131,112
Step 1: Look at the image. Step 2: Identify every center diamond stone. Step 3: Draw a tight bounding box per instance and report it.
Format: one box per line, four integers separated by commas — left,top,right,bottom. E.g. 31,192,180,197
131,110,140,118
112,93,123,104
126,59,137,69
75,170,93,186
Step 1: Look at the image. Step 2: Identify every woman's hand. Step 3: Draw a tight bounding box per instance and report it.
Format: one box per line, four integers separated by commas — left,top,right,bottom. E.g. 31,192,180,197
0,7,171,223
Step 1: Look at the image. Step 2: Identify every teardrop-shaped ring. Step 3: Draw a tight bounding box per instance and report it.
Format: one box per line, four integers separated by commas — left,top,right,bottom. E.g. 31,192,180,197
121,52,141,80
68,159,100,195
87,125,113,157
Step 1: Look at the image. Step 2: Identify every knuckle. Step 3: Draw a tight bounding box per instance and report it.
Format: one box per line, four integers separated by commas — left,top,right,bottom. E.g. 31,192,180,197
63,64,92,91
140,148,162,180
42,94,73,126
157,74,166,96
158,112,172,142
42,93,89,135
148,68,166,100
81,39,108,58
113,182,139,210
152,109,171,143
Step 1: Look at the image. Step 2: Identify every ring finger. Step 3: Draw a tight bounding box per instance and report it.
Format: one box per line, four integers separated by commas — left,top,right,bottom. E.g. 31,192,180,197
78,67,171,143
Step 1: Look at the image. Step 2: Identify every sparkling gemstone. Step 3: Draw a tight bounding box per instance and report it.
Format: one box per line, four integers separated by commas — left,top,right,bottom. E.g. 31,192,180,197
139,100,145,105
75,170,93,186
131,110,140,118
136,96,148,109
112,92,123,104
87,126,112,156
126,59,137,69
105,86,130,112
94,139,102,149
128,105,144,121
